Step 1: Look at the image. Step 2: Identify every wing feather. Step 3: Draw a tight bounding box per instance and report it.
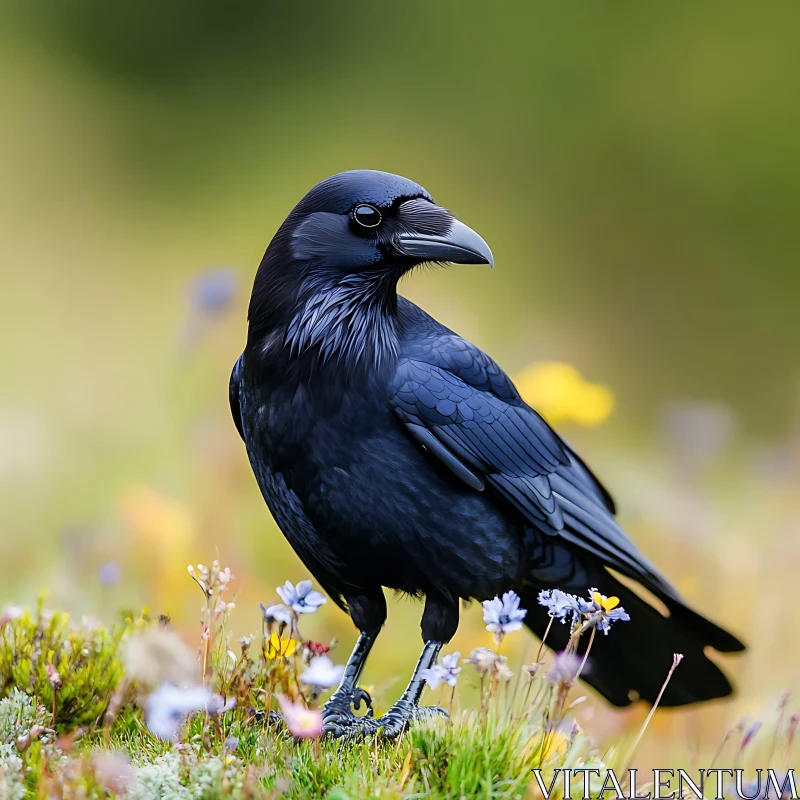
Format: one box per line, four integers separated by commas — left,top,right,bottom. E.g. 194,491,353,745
390,333,678,599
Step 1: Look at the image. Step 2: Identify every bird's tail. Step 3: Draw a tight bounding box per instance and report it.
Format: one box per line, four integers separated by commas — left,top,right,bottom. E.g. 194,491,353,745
519,566,744,707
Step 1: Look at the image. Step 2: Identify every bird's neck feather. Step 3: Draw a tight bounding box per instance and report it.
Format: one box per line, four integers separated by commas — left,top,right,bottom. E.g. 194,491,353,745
248,256,400,376
285,269,399,368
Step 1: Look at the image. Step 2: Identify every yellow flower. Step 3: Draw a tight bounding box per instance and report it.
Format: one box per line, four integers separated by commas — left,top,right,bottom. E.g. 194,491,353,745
266,632,297,659
514,362,614,427
592,592,619,612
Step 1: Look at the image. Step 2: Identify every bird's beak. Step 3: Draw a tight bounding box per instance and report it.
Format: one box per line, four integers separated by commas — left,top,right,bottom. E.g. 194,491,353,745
396,216,494,267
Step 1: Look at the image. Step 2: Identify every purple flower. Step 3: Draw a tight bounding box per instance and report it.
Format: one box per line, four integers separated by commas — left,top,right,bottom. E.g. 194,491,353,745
421,651,462,689
546,651,583,688
191,267,238,314
98,561,121,586
277,580,327,615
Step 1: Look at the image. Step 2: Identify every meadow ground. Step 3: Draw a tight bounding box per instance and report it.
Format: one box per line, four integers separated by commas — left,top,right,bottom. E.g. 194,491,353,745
0,564,795,800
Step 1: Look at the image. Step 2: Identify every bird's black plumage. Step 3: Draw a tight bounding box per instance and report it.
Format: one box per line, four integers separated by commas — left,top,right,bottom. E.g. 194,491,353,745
231,170,743,730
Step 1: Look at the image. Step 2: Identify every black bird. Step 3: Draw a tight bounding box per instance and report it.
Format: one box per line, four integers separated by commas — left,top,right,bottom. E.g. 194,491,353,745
230,170,744,737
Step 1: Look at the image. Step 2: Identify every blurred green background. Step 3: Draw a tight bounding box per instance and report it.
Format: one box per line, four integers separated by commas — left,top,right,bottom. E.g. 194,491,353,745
2,1,799,763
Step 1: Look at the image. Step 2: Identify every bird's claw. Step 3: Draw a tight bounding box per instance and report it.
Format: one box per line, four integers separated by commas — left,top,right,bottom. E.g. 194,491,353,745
322,686,375,737
410,705,449,725
351,686,374,716
246,708,284,727
323,695,448,740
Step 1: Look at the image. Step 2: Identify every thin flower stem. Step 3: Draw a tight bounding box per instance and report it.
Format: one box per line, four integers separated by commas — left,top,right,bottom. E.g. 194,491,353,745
573,626,595,684
625,653,684,769
535,617,554,664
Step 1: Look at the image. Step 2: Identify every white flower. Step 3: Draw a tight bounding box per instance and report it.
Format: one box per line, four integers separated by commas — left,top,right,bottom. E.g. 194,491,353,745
206,694,236,716
465,648,513,680
420,665,447,689
299,655,344,689
144,684,234,742
144,684,212,741
421,651,461,689
482,590,527,641
440,651,462,686
260,602,292,626
276,580,327,615
537,589,587,624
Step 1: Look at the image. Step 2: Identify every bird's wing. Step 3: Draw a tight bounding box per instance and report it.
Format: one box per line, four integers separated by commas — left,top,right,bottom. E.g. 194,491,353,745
229,355,244,441
390,333,677,600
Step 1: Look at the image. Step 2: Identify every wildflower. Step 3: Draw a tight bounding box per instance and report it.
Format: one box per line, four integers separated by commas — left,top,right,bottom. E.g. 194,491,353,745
206,694,236,716
191,267,238,315
224,736,239,753
45,663,62,690
92,751,134,795
217,566,233,588
440,651,462,685
467,647,500,675
523,662,541,678
740,721,762,751
466,648,512,680
420,653,461,690
538,587,630,635
144,684,213,742
278,695,323,739
277,580,327,615
305,641,331,656
260,602,292,627
122,628,199,687
300,655,345,689
495,659,514,682
584,588,630,635
188,564,211,597
514,361,614,427
97,561,122,586
0,605,23,627
239,635,252,655
420,665,447,689
546,651,582,688
482,590,527,643
537,589,587,624
266,632,298,659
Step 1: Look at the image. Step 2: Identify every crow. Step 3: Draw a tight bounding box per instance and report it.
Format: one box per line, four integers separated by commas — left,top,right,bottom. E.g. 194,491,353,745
230,170,744,738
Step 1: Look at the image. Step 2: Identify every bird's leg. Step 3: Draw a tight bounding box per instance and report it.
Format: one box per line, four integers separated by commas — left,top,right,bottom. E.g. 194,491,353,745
322,631,377,732
337,593,457,740
322,592,385,737
362,639,449,738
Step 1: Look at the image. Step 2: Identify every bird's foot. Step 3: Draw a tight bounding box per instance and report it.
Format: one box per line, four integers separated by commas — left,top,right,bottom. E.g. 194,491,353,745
321,687,374,738
246,708,284,727
324,695,448,740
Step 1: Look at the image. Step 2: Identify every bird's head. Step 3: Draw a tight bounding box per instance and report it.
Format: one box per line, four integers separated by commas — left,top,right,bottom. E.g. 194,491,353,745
247,170,493,362
281,169,493,273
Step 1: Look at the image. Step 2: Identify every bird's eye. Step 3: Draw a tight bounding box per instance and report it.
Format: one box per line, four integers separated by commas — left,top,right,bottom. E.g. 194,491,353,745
353,204,382,228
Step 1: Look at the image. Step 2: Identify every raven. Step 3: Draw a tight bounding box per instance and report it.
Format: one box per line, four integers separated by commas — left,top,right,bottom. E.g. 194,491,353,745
231,170,744,737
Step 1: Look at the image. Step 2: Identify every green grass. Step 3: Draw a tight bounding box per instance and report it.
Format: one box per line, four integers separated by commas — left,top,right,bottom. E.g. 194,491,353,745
0,570,795,799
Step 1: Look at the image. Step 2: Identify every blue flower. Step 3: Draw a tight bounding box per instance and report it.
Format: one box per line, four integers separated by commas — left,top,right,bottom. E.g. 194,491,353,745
482,591,527,642
260,602,292,626
276,580,327,615
537,587,630,635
